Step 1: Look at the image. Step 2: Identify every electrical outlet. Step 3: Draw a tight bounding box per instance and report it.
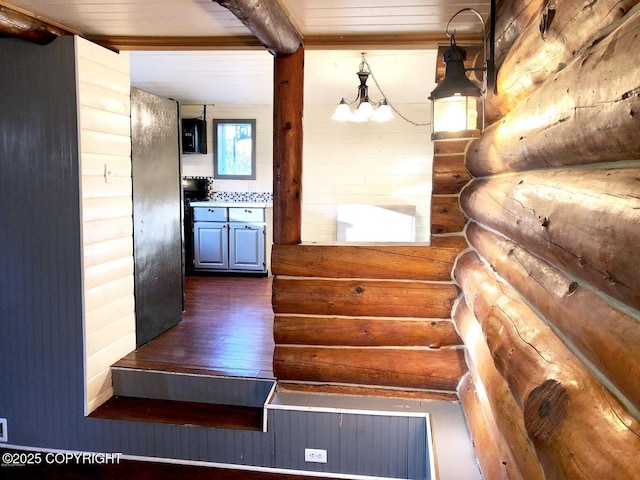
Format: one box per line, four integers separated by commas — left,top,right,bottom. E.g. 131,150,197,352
0,418,7,442
304,448,327,464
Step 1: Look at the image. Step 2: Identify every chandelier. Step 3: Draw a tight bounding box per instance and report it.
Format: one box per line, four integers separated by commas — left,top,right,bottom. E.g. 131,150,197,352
331,53,394,123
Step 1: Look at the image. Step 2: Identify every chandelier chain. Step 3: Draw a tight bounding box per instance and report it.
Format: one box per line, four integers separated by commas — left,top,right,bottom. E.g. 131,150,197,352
360,55,430,128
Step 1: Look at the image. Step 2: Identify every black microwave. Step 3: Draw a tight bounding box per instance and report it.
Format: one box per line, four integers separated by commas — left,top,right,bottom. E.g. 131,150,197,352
182,118,207,154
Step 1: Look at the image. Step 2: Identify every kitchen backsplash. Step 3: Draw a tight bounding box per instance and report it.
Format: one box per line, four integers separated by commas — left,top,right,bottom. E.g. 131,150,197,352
184,176,272,203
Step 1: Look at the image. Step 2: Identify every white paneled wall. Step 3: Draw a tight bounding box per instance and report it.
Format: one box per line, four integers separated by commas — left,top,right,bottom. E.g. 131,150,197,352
76,37,135,414
180,104,273,193
303,103,433,243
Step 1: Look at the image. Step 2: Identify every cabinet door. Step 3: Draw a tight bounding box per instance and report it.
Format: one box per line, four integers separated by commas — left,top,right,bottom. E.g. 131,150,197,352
229,223,265,271
194,222,228,269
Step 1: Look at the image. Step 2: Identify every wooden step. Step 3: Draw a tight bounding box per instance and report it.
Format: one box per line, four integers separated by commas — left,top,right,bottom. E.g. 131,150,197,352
93,367,277,431
90,396,264,431
111,366,275,408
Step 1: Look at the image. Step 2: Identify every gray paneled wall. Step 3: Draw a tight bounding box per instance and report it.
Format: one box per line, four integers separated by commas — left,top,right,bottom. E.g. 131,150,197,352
0,36,85,448
270,409,428,478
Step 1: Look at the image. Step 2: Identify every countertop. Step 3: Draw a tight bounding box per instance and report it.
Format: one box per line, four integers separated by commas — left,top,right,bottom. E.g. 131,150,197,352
189,201,272,208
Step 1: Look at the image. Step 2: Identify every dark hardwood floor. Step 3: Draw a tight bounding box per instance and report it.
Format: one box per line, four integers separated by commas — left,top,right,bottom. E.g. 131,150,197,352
93,275,275,429
115,275,275,378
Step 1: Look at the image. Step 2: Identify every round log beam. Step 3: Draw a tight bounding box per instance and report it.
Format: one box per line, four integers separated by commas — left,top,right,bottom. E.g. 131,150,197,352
458,373,518,480
0,5,65,45
468,6,640,176
213,0,302,56
488,0,639,122
467,222,640,413
455,300,545,480
273,46,304,244
454,251,640,479
461,168,640,311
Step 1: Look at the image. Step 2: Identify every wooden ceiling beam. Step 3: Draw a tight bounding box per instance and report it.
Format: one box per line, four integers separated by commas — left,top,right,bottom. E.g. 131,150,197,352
303,32,483,50
83,31,483,53
86,35,265,52
0,4,68,44
213,0,302,56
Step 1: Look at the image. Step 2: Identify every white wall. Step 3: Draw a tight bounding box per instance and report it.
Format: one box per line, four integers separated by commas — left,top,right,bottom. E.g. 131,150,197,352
180,104,273,193
302,103,432,243
302,50,435,244
76,37,136,414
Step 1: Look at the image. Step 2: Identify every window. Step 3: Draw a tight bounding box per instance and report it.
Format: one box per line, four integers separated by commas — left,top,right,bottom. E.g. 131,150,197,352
213,119,256,180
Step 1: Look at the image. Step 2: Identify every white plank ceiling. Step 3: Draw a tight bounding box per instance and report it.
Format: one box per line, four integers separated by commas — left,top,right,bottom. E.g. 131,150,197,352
3,0,490,105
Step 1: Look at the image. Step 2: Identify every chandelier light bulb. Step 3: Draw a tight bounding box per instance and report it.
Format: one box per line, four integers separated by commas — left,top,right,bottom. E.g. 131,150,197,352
331,101,354,122
371,101,394,122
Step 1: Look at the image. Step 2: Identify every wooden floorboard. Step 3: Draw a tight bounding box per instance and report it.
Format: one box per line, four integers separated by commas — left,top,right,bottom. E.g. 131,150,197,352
89,396,263,431
115,275,275,379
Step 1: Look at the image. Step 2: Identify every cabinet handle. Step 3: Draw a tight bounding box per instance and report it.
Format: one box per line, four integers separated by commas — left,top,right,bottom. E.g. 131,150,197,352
245,209,252,213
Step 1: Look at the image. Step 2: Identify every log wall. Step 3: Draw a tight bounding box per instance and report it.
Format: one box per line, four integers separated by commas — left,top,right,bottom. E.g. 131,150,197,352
271,239,467,396
455,1,640,478
270,47,471,398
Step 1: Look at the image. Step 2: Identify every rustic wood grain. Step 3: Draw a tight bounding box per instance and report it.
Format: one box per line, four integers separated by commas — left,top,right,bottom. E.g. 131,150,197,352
461,168,640,311
467,222,640,411
455,251,640,479
0,5,65,44
454,300,544,480
488,0,639,121
468,7,640,175
274,315,462,347
273,46,303,244
433,139,472,155
270,237,467,281
90,396,263,431
430,195,467,235
272,277,459,319
458,374,516,480
276,382,459,402
432,155,471,195
494,0,544,68
114,276,275,379
214,0,301,56
273,346,466,391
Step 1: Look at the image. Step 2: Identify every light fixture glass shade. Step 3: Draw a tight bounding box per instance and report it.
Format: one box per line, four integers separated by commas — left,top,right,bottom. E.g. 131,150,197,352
429,41,483,140
353,100,374,122
371,102,394,122
432,95,478,137
331,101,353,122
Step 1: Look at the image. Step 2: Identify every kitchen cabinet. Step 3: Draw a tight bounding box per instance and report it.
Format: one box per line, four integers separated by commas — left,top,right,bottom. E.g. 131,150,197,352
229,222,265,270
192,204,267,274
194,221,228,269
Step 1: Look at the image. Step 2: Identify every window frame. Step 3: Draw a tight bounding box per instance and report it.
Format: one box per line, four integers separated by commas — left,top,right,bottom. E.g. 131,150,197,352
212,118,257,180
